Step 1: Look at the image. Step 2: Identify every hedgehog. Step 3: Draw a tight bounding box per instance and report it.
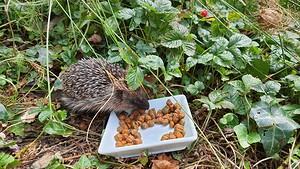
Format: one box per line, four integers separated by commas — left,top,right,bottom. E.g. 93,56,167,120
60,58,150,113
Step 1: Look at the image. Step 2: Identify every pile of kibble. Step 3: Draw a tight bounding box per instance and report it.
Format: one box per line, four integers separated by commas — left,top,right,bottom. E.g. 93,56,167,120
114,99,186,147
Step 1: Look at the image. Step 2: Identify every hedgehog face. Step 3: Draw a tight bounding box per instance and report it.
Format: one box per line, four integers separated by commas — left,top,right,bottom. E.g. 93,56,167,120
121,87,149,110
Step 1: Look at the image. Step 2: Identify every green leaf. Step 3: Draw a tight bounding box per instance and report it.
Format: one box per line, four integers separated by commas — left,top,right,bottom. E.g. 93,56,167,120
74,155,91,169
252,81,281,96
247,132,261,144
126,66,144,90
139,55,165,71
46,159,65,169
0,153,19,168
0,74,6,86
245,59,270,79
210,37,228,54
242,74,262,91
183,40,196,56
38,109,52,123
44,121,73,135
294,78,300,91
55,110,67,121
234,123,250,148
0,104,8,123
103,16,119,36
117,8,136,20
138,0,178,14
214,51,234,67
228,34,252,48
8,123,24,137
281,105,300,116
136,40,156,57
250,101,300,156
186,81,204,95
160,30,183,48
88,155,111,168
219,113,239,128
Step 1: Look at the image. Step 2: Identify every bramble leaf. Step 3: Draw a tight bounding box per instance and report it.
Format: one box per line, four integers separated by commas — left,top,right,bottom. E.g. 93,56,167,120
126,66,144,90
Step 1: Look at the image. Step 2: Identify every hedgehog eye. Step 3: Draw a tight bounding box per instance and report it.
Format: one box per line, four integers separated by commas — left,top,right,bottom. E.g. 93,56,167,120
131,99,139,105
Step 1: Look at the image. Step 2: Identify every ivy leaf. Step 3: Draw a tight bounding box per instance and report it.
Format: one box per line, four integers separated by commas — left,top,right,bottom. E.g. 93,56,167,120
281,104,300,116
186,81,204,95
252,81,281,96
250,101,300,156
8,123,24,137
139,55,165,71
117,8,136,20
44,120,73,136
234,123,250,148
219,113,239,128
0,103,8,123
74,155,91,169
0,153,19,168
0,75,6,86
126,66,144,90
223,85,250,115
247,132,261,144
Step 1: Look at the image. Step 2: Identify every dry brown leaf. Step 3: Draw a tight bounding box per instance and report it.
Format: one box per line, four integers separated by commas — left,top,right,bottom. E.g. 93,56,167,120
88,33,102,44
152,154,179,169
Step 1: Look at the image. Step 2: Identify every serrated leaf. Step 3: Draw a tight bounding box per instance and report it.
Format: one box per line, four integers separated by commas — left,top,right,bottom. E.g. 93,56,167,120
117,8,136,20
228,34,252,48
210,37,228,54
214,51,234,67
183,40,196,56
139,55,165,70
281,105,300,116
242,74,262,91
294,78,300,91
38,109,52,123
138,0,178,14
74,155,91,169
234,123,250,148
0,104,8,123
250,101,300,156
126,66,144,90
44,121,73,135
55,110,67,121
186,81,204,95
160,30,183,48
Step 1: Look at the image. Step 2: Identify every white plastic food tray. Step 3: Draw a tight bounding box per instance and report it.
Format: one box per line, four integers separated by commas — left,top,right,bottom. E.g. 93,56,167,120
98,95,198,158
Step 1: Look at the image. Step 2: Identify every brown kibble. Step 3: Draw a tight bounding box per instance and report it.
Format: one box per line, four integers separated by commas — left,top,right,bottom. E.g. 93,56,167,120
178,118,185,125
129,114,135,120
162,107,169,114
138,109,146,114
116,141,124,147
166,99,173,106
169,132,176,139
147,120,155,127
117,126,125,133
170,121,175,128
145,114,152,121
174,124,184,133
126,122,132,129
121,140,127,145
177,111,185,119
161,134,169,141
122,129,130,135
133,132,141,138
156,111,163,118
118,114,126,120
126,135,135,143
124,117,131,123
133,138,143,145
114,133,123,141
132,121,140,130
156,117,163,124
141,122,148,129
162,118,169,126
163,114,170,119
136,115,145,122
132,109,140,116
174,103,181,109
172,115,179,124
174,131,184,138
